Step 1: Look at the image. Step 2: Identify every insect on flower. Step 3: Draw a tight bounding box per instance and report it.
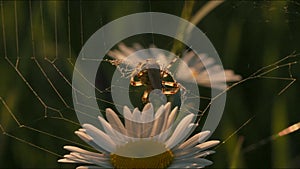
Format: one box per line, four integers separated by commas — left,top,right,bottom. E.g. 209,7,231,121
108,43,184,104
130,59,180,103
108,43,242,103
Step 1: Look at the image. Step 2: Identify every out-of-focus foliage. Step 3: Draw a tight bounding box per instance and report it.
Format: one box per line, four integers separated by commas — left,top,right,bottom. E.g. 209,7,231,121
0,1,299,168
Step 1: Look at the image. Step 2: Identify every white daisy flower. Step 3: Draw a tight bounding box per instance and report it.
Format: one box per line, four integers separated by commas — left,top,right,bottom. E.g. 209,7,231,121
58,102,220,169
176,51,242,89
108,43,242,90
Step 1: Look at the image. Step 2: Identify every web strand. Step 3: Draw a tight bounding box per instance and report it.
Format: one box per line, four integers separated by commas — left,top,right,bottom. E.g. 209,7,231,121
0,1,299,167
1,0,7,58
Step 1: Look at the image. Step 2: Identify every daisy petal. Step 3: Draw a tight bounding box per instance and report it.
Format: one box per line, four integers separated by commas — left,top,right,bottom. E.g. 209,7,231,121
118,43,135,56
171,158,213,168
177,130,210,150
106,108,127,135
74,131,108,154
175,149,215,160
98,116,125,145
165,113,195,149
78,154,112,168
68,150,111,168
160,102,172,131
76,166,102,169
132,108,142,138
157,102,172,141
83,124,116,152
194,150,216,158
63,154,91,164
166,106,178,130
197,130,211,143
58,158,77,163
133,43,143,50
141,103,154,137
74,130,92,141
63,146,104,157
175,140,220,157
168,162,193,168
196,140,220,150
123,106,133,137
182,51,195,63
158,106,178,142
141,103,154,122
150,105,165,137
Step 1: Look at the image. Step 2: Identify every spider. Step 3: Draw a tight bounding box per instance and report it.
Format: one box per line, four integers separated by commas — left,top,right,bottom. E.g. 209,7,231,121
130,60,180,103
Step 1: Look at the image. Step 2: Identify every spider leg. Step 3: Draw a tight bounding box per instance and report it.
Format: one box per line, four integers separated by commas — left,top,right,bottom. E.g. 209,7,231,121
165,57,179,70
142,89,150,103
161,80,180,95
162,87,180,95
161,71,168,78
130,81,143,86
130,76,143,86
162,81,179,88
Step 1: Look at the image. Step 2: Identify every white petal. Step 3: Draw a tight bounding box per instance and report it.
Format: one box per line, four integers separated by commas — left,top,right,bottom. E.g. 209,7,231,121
75,130,92,141
63,154,91,164
83,124,116,152
75,131,108,154
158,102,172,141
195,55,214,69
106,108,127,135
176,131,210,150
161,102,171,130
194,150,216,158
196,140,220,150
78,153,112,168
63,146,104,157
76,166,103,169
123,106,133,137
133,43,143,50
175,140,220,157
132,108,141,121
171,158,213,168
167,123,196,149
141,103,154,137
132,108,142,138
182,51,195,63
98,116,125,145
118,43,135,56
150,105,166,137
58,158,77,163
197,131,211,143
158,106,178,142
168,162,192,168
66,150,111,167
165,113,195,149
154,104,165,118
108,49,126,60
79,128,86,132
148,47,172,67
75,152,109,162
164,102,171,114
166,106,178,130
141,103,154,122
175,150,215,160
182,158,213,166
176,124,198,148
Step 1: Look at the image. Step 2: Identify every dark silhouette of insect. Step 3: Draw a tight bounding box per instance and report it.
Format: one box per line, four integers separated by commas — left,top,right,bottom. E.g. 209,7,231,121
130,61,180,103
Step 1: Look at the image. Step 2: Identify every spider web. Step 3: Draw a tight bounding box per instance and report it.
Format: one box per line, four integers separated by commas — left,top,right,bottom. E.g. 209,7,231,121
0,1,299,168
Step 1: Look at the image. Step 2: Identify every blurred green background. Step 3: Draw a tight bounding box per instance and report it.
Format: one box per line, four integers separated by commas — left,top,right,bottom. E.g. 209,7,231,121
0,1,299,168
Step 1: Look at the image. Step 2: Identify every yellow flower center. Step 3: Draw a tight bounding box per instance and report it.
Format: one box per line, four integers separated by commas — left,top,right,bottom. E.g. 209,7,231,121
110,140,174,169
